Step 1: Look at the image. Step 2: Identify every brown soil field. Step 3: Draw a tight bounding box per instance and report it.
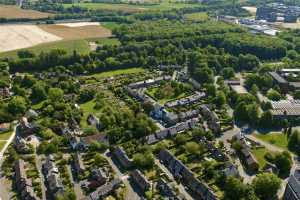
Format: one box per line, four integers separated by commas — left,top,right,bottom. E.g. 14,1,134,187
38,24,112,40
0,5,53,19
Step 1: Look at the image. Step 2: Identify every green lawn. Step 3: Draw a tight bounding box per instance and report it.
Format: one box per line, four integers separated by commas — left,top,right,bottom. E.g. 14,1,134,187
80,100,97,128
251,147,274,169
0,141,6,151
254,132,288,150
87,67,146,79
87,37,120,45
0,39,91,59
184,12,209,22
146,85,191,104
63,2,201,12
0,131,12,140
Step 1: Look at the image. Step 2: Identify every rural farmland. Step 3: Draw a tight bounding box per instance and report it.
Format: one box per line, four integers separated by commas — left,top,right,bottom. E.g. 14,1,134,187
0,5,52,19
0,22,112,53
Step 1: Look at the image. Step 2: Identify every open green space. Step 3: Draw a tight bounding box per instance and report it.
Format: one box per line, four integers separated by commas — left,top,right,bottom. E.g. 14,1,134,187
87,37,120,45
101,22,123,31
0,141,6,151
0,39,90,59
0,131,12,140
63,2,200,12
251,147,274,169
184,12,209,22
146,82,192,104
254,132,288,150
87,67,146,79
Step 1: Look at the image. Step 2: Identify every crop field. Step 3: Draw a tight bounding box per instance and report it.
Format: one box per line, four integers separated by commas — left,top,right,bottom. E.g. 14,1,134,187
0,5,52,19
0,24,62,53
63,2,199,12
0,22,112,54
38,23,112,40
0,39,90,59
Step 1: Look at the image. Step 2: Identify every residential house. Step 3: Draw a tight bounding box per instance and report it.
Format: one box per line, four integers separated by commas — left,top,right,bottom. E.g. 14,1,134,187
200,105,221,134
91,168,108,186
158,149,217,200
87,114,102,130
241,148,259,172
165,92,205,108
14,136,29,153
42,155,64,198
130,169,151,192
64,128,86,151
113,146,132,169
145,118,198,145
89,178,122,200
19,117,38,135
15,159,40,200
157,178,183,200
283,168,300,200
222,162,239,178
270,100,300,120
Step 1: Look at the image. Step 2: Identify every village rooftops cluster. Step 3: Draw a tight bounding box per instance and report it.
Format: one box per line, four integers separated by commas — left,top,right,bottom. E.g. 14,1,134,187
233,133,259,172
256,3,300,23
113,146,132,169
145,118,198,145
164,92,205,108
200,105,221,134
157,178,183,200
88,178,122,200
158,149,217,200
130,169,151,192
15,159,40,200
127,75,172,89
270,100,300,119
42,155,65,199
269,69,300,93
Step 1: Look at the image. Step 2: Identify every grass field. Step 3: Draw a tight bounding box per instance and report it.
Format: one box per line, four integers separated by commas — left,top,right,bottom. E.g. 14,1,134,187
87,67,145,79
251,147,274,169
0,141,5,151
146,86,190,104
0,5,52,19
63,2,200,12
0,39,90,59
254,132,288,150
184,12,209,22
87,38,121,45
0,131,12,140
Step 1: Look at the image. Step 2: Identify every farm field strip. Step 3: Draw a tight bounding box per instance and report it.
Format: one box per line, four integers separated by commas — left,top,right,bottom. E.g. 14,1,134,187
0,22,112,53
0,25,62,53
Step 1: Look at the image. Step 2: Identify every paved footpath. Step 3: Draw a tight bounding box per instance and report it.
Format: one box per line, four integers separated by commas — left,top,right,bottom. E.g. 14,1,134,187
0,125,16,167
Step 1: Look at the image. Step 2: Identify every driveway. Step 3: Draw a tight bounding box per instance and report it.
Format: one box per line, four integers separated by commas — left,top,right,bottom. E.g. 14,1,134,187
0,125,17,167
